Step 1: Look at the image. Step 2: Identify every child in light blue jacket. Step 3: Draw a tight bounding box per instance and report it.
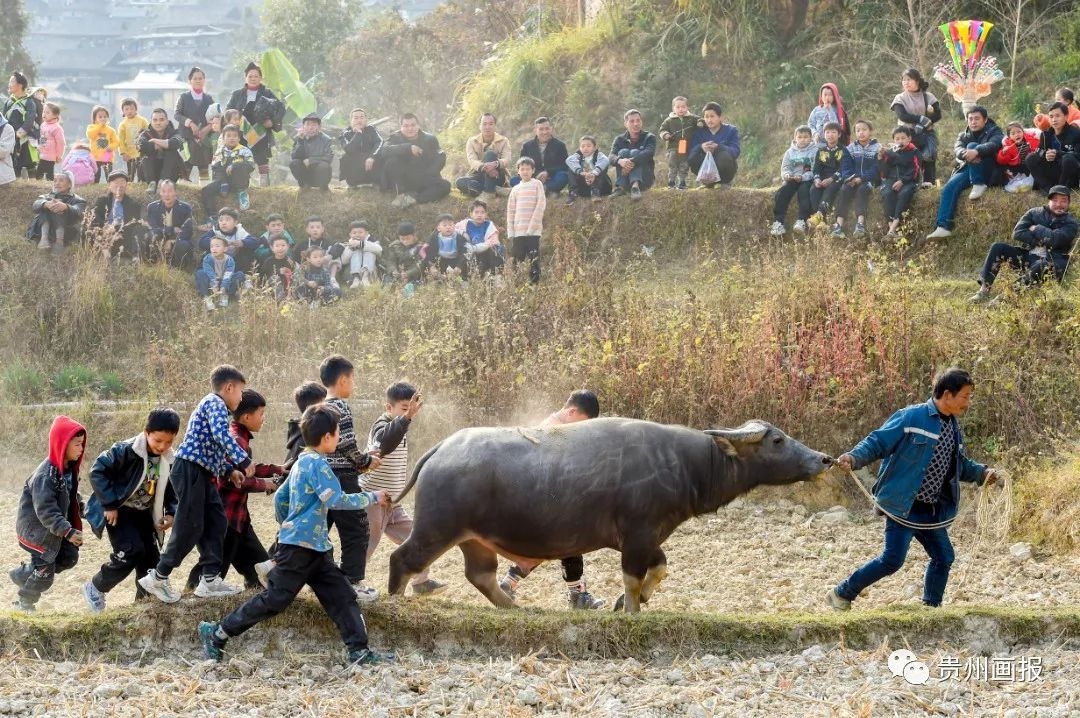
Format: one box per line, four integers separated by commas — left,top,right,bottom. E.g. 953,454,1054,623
770,126,818,235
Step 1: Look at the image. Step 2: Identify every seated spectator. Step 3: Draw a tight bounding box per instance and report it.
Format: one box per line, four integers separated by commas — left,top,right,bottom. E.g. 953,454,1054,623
1024,102,1080,191
258,234,298,301
455,113,512,202
90,169,144,260
254,213,295,263
198,207,258,273
807,83,850,146
196,235,244,310
892,69,941,187
339,108,382,189
688,101,740,188
290,216,342,271
373,113,450,208
290,113,333,190
202,124,255,218
997,121,1039,193
513,117,569,196
146,180,195,267
296,246,342,305
455,200,503,276
0,111,15,186
565,135,612,205
770,126,816,236
611,110,657,199
29,171,86,253
425,214,470,281
832,120,881,238
609,109,656,198
380,222,424,291
340,220,382,289
137,108,184,195
970,185,1078,302
926,106,1004,240
879,126,921,236
1054,88,1080,127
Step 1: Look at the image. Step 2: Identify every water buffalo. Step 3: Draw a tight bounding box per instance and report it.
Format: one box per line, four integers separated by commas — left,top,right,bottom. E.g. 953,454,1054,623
388,418,832,612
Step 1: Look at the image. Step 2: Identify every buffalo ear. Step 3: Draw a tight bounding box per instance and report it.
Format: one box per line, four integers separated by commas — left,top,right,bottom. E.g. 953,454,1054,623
711,435,738,457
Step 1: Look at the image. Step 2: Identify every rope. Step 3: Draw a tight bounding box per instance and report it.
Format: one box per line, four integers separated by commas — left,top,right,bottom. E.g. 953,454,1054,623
837,466,958,529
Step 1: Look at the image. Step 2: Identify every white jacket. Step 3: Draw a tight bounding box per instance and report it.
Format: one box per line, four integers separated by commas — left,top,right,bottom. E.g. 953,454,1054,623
0,121,15,185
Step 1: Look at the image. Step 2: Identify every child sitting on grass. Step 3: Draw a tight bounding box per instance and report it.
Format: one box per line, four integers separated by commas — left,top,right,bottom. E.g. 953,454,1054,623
199,403,394,667
186,389,288,591
83,408,180,613
11,416,87,613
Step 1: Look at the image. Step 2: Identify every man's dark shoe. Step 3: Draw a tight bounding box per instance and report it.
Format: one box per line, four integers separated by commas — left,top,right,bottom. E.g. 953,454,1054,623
347,648,394,667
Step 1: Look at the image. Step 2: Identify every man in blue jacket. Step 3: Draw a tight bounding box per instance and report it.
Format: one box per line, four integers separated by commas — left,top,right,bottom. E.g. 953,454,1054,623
828,367,999,610
146,181,195,268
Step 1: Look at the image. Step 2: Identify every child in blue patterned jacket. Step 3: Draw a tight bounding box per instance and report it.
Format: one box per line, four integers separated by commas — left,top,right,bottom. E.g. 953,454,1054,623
199,402,393,666
138,365,254,603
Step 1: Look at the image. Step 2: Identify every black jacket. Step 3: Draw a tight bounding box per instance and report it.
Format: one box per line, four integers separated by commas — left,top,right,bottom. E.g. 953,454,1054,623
373,130,446,175
812,143,845,182
1037,124,1080,159
341,125,383,159
91,193,143,229
882,144,921,184
146,199,194,243
89,437,178,515
1013,206,1078,270
610,131,658,187
226,85,282,147
32,191,86,228
291,131,334,167
285,418,305,464
174,91,216,141
519,136,569,177
953,119,1003,170
138,122,184,158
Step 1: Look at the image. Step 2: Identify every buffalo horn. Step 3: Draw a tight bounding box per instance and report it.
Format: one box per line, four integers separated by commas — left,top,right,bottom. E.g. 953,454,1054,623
703,421,769,443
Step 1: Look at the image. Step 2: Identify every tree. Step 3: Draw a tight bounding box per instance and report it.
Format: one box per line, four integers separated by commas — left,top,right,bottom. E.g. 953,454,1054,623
981,0,1074,90
0,0,35,81
260,0,366,80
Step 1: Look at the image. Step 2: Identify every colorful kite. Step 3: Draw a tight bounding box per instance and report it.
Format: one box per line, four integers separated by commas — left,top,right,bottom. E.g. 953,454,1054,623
932,20,1004,106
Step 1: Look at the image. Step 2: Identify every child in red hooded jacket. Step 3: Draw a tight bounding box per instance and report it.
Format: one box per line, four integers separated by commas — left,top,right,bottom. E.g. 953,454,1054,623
11,415,87,612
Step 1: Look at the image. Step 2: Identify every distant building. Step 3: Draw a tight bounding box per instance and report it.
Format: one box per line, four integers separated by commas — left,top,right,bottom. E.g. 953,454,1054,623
104,70,190,113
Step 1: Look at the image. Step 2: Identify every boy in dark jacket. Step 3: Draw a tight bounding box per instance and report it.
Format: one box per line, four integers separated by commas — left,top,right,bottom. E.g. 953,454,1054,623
11,416,87,612
833,120,882,238
339,108,382,188
290,113,334,190
137,108,185,195
658,96,699,189
259,234,298,301
138,365,254,603
880,126,921,236
297,246,343,305
809,122,845,225
380,222,425,290
186,390,288,591
83,408,180,612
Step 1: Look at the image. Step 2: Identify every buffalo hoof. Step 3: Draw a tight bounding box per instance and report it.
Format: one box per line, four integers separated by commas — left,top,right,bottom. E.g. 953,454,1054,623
613,595,624,612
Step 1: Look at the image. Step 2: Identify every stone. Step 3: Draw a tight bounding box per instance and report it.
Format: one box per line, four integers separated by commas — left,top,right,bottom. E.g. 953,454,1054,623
801,645,826,662
1009,542,1033,562
91,683,123,699
517,687,541,706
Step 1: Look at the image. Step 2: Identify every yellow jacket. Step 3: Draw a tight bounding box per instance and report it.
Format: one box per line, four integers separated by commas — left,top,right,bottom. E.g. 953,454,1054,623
465,132,512,172
117,115,149,158
86,123,121,162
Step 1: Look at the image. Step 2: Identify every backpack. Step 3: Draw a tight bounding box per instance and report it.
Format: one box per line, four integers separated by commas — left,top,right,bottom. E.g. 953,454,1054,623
62,148,98,185
4,95,42,139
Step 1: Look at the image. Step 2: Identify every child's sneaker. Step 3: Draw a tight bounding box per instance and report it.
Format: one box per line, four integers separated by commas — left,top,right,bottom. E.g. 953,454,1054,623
830,223,845,238
9,563,28,587
769,220,786,237
138,570,182,604
349,275,361,290
353,582,379,603
411,579,447,597
194,575,242,598
677,181,688,190
565,192,577,206
347,648,394,667
237,191,250,211
204,296,216,311
793,219,808,234
568,588,606,610
218,294,229,308
630,185,642,201
590,188,601,202
254,560,274,587
853,222,866,238
199,621,227,661
82,580,106,613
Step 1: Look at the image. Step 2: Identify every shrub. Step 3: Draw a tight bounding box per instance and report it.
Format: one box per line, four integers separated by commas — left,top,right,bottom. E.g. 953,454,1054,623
1,363,47,403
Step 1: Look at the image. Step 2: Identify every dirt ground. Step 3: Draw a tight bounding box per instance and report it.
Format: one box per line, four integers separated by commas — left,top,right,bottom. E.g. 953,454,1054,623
1,462,1075,716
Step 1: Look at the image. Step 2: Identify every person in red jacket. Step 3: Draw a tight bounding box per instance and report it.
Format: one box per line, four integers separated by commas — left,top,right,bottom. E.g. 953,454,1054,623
186,389,289,590
997,121,1040,193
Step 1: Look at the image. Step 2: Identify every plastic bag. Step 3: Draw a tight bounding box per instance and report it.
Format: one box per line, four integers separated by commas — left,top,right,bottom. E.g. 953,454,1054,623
696,151,720,185
1004,173,1034,194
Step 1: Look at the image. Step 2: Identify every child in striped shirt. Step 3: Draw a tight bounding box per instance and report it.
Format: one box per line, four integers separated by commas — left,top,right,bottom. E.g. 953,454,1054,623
506,156,546,283
362,382,445,596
